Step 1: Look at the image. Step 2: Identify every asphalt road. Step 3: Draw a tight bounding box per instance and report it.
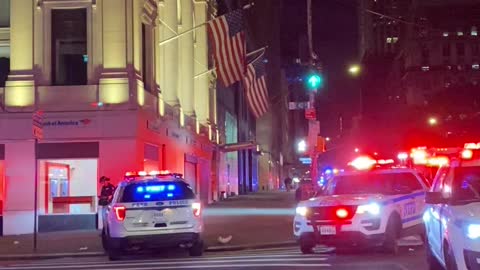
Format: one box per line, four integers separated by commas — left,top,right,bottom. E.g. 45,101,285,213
0,245,429,270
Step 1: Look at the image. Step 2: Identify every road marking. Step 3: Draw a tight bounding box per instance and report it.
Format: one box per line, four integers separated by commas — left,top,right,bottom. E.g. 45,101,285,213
6,253,327,268
0,257,329,270
106,263,332,270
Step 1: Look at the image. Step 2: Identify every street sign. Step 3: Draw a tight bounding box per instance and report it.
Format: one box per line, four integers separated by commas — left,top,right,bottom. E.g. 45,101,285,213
32,111,43,140
288,101,311,110
305,108,316,120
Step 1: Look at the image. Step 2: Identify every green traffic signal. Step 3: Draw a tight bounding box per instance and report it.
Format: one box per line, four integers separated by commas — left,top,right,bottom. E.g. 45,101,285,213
306,73,323,90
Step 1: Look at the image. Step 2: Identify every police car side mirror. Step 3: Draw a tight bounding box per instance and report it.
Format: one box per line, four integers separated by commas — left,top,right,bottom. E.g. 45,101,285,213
425,192,448,204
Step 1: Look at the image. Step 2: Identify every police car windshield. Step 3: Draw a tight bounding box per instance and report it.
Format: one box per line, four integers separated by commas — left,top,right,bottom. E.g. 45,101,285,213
452,166,480,202
120,181,195,202
326,172,418,195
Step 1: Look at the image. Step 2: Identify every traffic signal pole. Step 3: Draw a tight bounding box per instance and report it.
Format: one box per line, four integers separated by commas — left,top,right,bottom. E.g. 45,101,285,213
306,0,319,186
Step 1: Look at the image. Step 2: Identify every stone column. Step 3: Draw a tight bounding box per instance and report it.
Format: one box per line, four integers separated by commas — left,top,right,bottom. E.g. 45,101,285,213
162,0,179,105
194,0,209,123
178,0,194,115
5,0,35,108
98,0,130,104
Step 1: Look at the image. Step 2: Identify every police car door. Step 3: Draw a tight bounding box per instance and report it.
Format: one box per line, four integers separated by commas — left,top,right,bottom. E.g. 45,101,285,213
395,172,425,229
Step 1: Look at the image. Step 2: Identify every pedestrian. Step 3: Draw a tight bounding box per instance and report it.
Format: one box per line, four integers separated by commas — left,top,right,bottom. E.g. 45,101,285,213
284,177,292,192
98,176,115,229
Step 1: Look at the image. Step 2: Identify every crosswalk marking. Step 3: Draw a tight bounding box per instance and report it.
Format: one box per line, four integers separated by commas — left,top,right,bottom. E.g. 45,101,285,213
0,246,334,270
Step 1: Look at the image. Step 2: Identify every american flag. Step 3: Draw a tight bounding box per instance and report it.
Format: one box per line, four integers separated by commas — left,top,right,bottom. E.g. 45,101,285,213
243,56,269,118
208,9,246,87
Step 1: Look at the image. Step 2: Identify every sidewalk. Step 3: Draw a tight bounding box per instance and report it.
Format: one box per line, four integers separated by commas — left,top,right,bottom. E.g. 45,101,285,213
0,191,297,259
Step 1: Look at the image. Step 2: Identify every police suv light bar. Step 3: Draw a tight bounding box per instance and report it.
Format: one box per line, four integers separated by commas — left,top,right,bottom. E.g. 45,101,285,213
124,170,183,178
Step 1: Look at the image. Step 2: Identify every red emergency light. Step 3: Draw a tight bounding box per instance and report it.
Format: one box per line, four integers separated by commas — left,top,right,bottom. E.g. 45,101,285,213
124,170,182,178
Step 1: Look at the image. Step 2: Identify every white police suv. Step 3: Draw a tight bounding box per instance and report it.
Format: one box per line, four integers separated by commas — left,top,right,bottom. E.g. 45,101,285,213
424,146,480,270
101,171,204,260
294,166,429,254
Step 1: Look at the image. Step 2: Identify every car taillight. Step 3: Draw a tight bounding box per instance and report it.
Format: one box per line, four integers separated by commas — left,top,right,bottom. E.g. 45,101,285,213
114,206,126,221
336,208,349,219
192,202,201,217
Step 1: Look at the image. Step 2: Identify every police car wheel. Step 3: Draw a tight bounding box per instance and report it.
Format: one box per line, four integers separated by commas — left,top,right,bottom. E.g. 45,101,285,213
189,240,204,257
383,215,400,255
443,242,458,270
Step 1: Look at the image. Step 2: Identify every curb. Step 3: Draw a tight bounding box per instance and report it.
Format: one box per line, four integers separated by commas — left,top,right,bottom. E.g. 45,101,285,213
0,241,298,260
205,240,297,252
0,251,105,261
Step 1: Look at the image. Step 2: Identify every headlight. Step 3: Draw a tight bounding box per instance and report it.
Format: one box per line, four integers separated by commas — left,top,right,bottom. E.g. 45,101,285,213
296,206,308,217
467,224,480,239
356,203,380,215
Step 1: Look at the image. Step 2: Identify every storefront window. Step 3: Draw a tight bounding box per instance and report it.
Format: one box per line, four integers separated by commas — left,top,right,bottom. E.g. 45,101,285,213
39,159,97,215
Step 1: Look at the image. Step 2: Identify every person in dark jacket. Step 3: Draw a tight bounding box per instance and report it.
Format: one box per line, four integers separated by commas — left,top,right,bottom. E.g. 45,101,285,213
99,176,115,206
98,176,115,229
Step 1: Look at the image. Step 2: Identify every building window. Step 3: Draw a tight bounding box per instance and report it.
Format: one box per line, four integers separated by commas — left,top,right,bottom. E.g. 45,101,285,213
457,30,464,36
473,63,480,70
473,44,480,56
472,26,478,36
457,43,465,57
421,66,430,72
51,9,87,86
0,0,9,27
386,37,392,44
421,45,429,65
443,44,451,57
141,24,154,92
0,57,8,87
40,159,98,214
443,32,449,37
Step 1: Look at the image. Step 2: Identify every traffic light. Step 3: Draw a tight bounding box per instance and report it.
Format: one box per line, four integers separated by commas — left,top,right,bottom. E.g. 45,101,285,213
305,72,323,91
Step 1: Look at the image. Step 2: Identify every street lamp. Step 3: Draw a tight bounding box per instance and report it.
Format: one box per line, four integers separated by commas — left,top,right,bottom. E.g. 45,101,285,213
428,117,438,126
298,140,307,153
325,137,331,142
348,64,361,76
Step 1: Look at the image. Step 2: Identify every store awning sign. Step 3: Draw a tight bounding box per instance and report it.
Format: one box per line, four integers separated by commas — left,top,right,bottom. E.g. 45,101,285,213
43,119,93,128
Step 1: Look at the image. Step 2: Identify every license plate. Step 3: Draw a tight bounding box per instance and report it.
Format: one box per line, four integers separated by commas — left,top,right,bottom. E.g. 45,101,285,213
319,225,336,235
153,211,164,218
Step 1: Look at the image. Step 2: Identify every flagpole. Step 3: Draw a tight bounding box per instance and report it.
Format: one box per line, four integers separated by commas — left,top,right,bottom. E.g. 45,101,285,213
158,3,255,46
194,45,267,79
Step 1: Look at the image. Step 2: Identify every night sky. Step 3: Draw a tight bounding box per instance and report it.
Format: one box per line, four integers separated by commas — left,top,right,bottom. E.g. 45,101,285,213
281,0,359,137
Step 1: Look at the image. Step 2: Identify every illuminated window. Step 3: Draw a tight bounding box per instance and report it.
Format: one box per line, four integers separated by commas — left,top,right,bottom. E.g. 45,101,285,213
392,37,399,43
443,32,449,37
472,26,478,36
386,37,392,43
458,31,464,36
473,63,480,70
421,66,430,71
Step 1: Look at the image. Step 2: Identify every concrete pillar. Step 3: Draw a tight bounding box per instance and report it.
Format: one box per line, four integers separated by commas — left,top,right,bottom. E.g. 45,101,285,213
99,0,130,105
162,0,179,105
5,0,35,108
194,0,209,123
3,141,36,235
156,0,166,115
178,0,194,115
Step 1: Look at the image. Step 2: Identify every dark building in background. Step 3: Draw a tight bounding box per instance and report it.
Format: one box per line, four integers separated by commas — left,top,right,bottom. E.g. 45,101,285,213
356,0,480,149
216,0,293,192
